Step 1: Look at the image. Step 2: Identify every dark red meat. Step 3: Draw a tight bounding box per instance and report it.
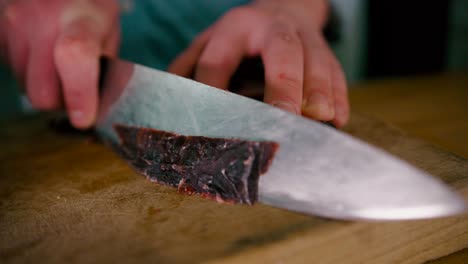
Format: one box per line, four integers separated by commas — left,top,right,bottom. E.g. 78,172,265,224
113,124,278,204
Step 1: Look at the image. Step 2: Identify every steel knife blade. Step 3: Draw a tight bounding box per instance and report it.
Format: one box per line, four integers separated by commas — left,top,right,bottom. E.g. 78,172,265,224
96,58,466,221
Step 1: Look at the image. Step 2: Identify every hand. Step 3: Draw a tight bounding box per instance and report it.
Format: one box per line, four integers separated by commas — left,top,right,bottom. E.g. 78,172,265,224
0,0,120,129
169,0,349,128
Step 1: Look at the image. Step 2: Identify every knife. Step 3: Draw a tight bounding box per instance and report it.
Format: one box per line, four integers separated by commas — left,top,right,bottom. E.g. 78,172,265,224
95,57,466,221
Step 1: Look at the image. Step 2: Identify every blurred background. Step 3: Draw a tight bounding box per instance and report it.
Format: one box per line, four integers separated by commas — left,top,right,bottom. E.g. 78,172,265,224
0,0,467,119
330,0,468,82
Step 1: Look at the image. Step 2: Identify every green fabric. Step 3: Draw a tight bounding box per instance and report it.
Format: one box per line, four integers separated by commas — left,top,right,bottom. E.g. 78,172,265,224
0,63,22,119
119,0,250,70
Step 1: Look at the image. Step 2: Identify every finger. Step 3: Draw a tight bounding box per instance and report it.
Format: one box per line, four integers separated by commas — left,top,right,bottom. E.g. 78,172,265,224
26,36,62,110
194,28,248,90
301,31,335,121
261,23,303,114
4,2,29,84
103,25,120,57
54,18,103,129
168,28,212,77
23,4,63,110
330,56,349,128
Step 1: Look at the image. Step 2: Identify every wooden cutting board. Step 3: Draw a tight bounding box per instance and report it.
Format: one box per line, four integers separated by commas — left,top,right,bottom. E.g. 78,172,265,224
1,110,467,264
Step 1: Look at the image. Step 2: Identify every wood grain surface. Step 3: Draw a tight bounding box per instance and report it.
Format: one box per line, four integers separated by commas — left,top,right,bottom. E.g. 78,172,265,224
349,71,468,159
1,71,467,263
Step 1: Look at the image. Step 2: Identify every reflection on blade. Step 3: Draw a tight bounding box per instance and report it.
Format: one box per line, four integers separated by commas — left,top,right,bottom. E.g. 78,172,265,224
96,58,466,221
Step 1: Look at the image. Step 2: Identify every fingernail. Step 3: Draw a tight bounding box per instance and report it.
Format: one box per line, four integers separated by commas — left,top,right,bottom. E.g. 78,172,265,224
70,110,92,129
271,101,300,114
71,110,84,120
302,94,334,120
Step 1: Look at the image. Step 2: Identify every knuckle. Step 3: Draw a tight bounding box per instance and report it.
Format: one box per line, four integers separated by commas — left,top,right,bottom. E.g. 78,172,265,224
224,6,260,21
276,73,302,90
62,0,111,30
305,73,332,96
57,34,99,58
277,30,296,43
270,17,298,40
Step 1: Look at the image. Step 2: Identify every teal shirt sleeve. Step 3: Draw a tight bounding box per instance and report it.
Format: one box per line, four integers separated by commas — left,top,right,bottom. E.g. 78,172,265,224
119,0,250,70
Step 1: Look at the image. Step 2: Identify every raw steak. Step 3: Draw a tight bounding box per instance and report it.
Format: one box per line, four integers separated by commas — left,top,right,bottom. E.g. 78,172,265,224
113,124,279,204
